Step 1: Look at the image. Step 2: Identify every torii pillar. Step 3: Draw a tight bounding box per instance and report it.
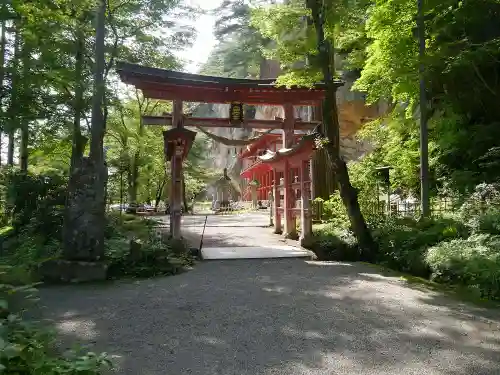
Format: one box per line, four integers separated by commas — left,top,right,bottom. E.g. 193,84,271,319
164,100,196,240
283,103,297,239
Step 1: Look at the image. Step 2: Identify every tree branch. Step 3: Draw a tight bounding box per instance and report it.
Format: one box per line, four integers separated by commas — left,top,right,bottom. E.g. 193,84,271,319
471,61,497,96
104,0,121,81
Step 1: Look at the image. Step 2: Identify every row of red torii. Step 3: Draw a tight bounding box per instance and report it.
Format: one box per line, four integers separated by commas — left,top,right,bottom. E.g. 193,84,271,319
117,61,341,244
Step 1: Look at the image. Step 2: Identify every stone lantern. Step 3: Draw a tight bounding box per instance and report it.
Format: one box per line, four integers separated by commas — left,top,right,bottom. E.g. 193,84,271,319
214,168,233,211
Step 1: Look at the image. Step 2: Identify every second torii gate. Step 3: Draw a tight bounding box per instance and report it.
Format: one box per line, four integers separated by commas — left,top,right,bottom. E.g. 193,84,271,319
116,61,342,240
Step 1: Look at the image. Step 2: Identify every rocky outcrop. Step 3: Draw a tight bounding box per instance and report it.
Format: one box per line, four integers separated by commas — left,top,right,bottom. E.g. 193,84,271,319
198,59,388,200
256,59,388,199
194,103,250,197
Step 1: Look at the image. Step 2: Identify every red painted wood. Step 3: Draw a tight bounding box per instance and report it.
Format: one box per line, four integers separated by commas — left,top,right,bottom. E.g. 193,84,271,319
141,87,324,106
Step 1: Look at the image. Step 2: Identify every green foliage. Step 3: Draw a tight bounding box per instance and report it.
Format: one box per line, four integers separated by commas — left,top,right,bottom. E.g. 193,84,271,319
201,0,268,79
371,216,467,277
105,96,214,208
309,223,359,261
3,169,66,239
426,234,500,300
351,0,500,193
312,183,500,301
0,273,110,374
314,194,349,229
458,183,500,232
105,213,194,279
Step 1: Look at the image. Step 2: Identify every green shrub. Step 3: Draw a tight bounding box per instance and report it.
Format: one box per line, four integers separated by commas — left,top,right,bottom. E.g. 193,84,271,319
314,193,350,228
426,234,500,299
476,211,500,235
106,234,194,279
309,224,360,261
105,212,155,240
459,183,500,233
370,216,467,277
105,216,194,279
4,170,66,240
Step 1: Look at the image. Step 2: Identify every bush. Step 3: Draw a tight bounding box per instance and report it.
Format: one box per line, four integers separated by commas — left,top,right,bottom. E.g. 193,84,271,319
309,224,360,261
426,234,500,299
370,216,467,277
314,193,350,228
106,235,194,279
4,170,66,240
105,214,194,279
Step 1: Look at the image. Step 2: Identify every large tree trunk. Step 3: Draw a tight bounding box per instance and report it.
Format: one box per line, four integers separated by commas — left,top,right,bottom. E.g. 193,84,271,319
7,133,14,166
19,31,30,172
0,13,6,165
307,0,376,257
88,0,106,162
7,21,20,167
70,26,87,172
19,123,28,171
63,0,107,261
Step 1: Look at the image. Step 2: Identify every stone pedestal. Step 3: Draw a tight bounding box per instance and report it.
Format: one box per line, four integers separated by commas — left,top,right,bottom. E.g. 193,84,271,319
63,157,108,261
39,259,108,283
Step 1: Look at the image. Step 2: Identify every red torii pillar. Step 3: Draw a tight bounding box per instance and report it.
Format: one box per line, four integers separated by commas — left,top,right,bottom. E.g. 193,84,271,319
164,100,196,240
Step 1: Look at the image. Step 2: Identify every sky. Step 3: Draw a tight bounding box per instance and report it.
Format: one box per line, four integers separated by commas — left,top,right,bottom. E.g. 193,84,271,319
177,0,224,73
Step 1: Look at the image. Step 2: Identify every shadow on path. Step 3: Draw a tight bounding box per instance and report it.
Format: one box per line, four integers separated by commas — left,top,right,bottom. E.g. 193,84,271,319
37,260,500,375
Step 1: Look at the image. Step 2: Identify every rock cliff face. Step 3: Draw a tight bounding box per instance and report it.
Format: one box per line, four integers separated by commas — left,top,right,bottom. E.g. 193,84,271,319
195,103,251,197
200,59,388,199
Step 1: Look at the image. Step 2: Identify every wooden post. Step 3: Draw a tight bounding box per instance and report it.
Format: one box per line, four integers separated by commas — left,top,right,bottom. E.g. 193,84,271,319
171,99,183,239
300,160,312,244
273,168,281,234
309,158,314,201
283,103,297,239
283,103,294,149
171,152,183,239
283,159,297,238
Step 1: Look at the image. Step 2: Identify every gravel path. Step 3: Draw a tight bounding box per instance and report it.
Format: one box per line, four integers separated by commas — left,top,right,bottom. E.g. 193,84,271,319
38,259,500,375
169,211,288,248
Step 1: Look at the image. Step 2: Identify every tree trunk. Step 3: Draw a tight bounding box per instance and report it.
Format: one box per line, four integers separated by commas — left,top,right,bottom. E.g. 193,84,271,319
7,21,20,167
89,0,106,162
0,13,6,162
7,133,14,166
19,123,28,172
307,0,376,257
19,32,30,172
70,25,87,172
63,0,108,261
127,152,139,213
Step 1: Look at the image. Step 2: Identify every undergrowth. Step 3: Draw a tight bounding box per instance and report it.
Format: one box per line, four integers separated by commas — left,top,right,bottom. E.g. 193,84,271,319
307,183,500,301
0,268,111,374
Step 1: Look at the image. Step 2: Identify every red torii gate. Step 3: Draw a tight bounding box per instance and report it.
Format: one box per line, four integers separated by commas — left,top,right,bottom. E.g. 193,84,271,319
116,61,341,240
